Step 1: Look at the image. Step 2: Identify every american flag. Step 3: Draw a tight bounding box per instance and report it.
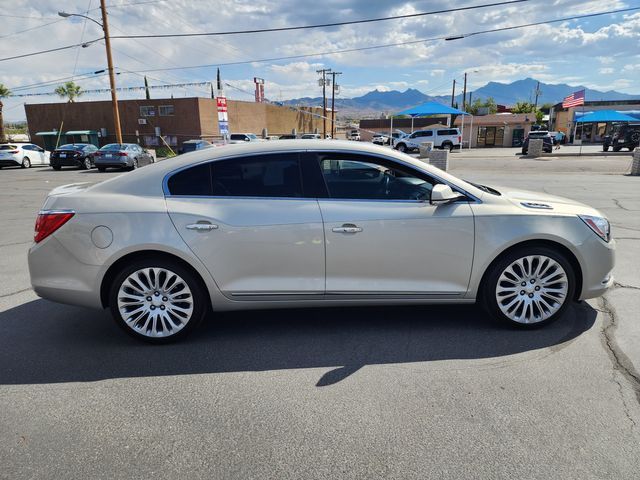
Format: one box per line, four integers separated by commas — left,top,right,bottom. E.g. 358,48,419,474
562,89,585,108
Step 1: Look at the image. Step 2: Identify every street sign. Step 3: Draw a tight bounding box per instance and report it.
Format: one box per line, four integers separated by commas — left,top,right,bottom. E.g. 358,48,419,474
216,95,229,136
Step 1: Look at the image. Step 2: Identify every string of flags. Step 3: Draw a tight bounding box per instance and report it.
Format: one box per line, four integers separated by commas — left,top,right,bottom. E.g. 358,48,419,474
9,81,212,98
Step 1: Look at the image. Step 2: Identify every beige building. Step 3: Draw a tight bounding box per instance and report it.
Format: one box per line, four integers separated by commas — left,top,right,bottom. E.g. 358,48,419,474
453,113,536,148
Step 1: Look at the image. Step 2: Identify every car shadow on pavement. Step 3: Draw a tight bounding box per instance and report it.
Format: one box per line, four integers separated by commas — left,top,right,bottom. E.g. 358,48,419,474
0,299,597,387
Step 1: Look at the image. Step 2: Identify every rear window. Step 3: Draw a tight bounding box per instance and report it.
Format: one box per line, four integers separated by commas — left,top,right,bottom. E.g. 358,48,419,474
437,129,458,136
0,145,17,150
58,144,80,150
167,153,303,198
100,144,125,151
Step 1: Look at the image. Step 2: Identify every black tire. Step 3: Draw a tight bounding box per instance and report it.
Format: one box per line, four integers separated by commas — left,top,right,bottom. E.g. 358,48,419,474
396,143,407,153
21,157,31,169
480,246,576,329
521,149,527,155
603,145,609,152
612,146,621,152
82,157,92,170
108,257,208,344
97,166,106,172
52,165,62,171
130,158,139,171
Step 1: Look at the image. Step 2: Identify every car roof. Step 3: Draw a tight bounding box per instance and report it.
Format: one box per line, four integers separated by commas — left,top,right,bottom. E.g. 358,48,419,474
90,139,483,199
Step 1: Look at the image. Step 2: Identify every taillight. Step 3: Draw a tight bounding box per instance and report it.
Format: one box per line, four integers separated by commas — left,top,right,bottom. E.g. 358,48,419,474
458,136,461,143
8,150,19,154
117,152,128,157
34,211,75,243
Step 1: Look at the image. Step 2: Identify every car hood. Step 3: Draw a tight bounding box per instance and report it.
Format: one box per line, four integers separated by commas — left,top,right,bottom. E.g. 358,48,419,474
493,186,604,217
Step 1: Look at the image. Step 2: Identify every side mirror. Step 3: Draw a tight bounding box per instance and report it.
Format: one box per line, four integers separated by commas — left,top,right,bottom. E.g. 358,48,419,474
431,184,466,205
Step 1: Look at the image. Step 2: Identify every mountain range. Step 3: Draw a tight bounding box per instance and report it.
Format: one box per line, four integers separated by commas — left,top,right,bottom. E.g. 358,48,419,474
280,78,639,115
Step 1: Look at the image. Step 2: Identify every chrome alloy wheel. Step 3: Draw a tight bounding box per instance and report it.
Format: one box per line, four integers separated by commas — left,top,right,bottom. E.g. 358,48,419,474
117,267,194,338
495,255,569,324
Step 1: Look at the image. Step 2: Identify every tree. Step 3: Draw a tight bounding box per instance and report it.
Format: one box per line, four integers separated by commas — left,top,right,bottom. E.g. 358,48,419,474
467,97,497,115
0,83,10,143
54,81,82,102
511,101,537,114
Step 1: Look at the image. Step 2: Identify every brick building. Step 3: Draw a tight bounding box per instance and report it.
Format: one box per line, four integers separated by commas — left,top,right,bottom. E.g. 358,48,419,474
25,97,323,150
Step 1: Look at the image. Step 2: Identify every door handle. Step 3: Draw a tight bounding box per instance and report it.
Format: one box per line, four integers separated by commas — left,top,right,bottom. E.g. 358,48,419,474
186,222,218,231
332,224,362,234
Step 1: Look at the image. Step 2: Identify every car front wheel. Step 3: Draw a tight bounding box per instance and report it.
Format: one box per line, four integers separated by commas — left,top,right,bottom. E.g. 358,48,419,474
109,259,207,343
482,247,575,328
396,143,407,153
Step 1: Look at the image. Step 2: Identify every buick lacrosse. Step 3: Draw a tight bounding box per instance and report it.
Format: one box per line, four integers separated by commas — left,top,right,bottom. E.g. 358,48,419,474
28,140,614,342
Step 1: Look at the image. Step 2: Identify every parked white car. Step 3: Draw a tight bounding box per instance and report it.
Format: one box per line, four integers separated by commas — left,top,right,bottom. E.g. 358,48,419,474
394,128,461,152
28,140,614,343
372,133,390,145
301,133,322,139
228,133,261,144
0,143,50,168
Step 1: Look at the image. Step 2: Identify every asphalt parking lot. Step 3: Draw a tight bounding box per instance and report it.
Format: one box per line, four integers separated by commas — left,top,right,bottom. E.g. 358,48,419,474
1,153,639,479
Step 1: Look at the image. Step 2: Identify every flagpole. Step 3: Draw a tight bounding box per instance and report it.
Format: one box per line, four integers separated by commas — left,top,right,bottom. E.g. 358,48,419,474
579,90,585,156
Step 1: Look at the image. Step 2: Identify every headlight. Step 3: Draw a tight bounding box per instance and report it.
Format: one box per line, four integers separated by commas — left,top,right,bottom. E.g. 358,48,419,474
579,215,611,242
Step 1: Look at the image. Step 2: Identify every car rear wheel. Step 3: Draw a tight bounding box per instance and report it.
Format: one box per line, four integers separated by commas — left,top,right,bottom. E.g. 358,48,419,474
481,246,575,328
97,166,106,172
83,157,92,170
130,158,139,171
109,259,207,343
442,141,453,152
52,165,62,171
21,157,31,169
612,146,621,152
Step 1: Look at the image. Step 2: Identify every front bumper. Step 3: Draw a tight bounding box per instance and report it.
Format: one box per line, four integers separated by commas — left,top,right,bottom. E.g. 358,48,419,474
578,235,616,300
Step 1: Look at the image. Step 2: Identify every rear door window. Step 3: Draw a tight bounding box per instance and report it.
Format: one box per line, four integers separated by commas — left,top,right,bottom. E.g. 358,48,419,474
437,129,458,136
166,153,303,198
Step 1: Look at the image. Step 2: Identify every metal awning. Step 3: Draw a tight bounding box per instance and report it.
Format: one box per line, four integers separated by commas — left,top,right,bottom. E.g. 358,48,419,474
35,131,60,136
65,130,98,135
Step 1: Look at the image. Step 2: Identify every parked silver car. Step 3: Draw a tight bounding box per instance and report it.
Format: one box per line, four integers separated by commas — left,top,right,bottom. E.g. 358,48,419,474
28,141,614,342
94,143,154,172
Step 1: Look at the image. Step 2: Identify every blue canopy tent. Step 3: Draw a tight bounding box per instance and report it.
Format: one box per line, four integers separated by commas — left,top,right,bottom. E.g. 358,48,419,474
392,101,471,147
575,110,637,123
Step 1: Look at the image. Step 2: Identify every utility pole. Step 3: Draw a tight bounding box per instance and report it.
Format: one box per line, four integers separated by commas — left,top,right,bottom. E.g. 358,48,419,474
330,71,342,139
462,73,468,111
99,0,123,144
317,68,331,138
450,79,456,107
533,81,542,110
450,79,456,127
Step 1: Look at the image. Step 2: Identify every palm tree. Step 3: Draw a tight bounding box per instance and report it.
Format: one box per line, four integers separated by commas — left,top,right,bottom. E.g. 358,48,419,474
0,83,10,143
55,81,83,103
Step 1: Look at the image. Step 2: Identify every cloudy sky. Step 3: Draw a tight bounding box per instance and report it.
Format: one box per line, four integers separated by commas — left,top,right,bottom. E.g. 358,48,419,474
1,0,640,120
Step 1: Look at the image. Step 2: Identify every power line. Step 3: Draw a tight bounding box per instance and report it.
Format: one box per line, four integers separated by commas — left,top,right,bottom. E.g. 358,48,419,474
3,6,639,64
0,19,65,39
109,0,530,39
0,38,102,62
121,7,640,73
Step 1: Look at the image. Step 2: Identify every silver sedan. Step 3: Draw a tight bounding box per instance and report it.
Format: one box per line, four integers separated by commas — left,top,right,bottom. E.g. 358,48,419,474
28,140,615,342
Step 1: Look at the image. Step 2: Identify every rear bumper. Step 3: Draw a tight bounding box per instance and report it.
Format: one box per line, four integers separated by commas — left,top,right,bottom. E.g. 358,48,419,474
28,235,102,309
0,158,20,167
51,157,83,167
94,158,130,168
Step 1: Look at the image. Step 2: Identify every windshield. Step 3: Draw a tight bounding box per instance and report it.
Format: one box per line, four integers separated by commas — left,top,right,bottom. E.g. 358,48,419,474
247,134,258,140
